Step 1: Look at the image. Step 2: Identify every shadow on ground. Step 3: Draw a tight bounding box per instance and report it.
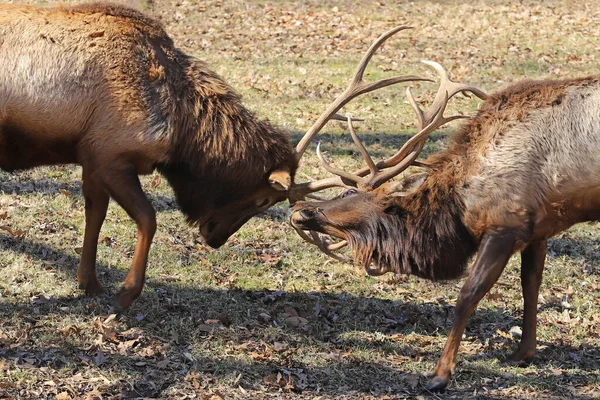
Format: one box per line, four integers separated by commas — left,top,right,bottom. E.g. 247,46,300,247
0,231,599,398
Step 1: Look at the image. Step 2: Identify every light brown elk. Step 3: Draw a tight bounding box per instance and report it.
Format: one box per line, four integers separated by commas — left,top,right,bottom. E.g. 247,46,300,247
289,27,600,390
0,4,419,311
0,2,300,311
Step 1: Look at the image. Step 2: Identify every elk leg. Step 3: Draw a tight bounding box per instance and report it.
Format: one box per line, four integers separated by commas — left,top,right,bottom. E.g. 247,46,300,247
426,232,515,391
98,165,156,312
77,170,109,296
510,240,546,363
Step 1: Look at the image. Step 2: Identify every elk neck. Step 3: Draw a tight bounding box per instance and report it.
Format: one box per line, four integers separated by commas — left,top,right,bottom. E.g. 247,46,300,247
156,59,296,223
347,154,478,281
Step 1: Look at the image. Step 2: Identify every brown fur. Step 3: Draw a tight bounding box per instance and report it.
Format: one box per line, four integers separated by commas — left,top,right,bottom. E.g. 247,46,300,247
291,75,600,389
0,3,297,309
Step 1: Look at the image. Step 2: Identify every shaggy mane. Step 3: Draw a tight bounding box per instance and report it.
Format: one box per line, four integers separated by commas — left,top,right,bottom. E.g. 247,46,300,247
155,58,296,223
347,181,477,281
69,2,167,38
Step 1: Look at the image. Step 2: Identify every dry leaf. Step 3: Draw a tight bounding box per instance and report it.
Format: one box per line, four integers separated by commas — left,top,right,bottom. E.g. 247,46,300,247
285,316,308,328
150,174,162,188
0,225,25,238
487,291,503,301
257,313,272,323
285,307,299,317
273,342,287,352
93,351,106,366
217,312,231,327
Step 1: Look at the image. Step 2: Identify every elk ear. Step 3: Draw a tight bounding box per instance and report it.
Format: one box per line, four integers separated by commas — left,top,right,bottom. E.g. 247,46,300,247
268,169,291,191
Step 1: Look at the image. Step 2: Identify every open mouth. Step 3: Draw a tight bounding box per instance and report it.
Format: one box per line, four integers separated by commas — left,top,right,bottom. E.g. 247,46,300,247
290,208,322,231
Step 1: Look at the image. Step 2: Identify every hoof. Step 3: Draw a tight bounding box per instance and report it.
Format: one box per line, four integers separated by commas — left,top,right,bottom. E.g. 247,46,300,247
78,279,105,297
507,349,535,366
424,376,448,391
113,285,140,312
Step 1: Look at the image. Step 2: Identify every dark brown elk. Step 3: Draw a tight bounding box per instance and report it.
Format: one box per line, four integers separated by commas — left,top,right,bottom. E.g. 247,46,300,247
289,27,600,390
0,5,421,311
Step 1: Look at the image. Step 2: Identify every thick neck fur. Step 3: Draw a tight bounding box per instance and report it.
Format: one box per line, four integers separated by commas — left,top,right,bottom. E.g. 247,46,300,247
155,58,296,222
348,179,477,280
346,137,479,280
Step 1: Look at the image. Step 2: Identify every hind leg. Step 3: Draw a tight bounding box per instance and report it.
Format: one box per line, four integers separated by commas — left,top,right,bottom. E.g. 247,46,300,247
510,240,546,363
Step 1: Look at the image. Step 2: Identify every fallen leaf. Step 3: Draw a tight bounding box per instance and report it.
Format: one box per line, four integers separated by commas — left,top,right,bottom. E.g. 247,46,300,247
218,312,231,327
487,291,503,301
257,313,272,323
285,307,299,317
284,315,308,329
273,342,287,352
0,225,25,238
150,174,162,188
197,323,219,333
93,351,106,366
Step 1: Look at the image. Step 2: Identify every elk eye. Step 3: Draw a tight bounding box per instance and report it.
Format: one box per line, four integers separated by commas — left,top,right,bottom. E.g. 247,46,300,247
341,189,357,198
256,198,270,208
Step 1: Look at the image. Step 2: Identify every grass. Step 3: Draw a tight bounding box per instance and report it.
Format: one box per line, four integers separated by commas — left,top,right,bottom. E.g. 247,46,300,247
1,0,600,398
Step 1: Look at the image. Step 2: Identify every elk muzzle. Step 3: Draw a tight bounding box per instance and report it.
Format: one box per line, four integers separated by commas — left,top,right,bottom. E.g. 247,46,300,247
199,213,254,249
290,202,326,232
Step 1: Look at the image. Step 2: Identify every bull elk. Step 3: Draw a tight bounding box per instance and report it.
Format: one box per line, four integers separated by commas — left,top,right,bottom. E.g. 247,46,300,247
0,4,421,311
289,27,600,390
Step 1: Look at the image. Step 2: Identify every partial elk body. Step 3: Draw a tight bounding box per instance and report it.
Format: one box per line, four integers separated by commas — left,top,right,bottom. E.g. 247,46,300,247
0,3,297,310
290,28,600,390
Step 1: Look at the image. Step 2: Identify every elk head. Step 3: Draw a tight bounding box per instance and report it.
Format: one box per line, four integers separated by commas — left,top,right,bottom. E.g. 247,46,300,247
198,166,294,248
288,27,487,268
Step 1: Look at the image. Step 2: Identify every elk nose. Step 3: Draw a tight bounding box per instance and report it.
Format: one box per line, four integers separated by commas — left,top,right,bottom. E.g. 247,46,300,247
298,208,316,220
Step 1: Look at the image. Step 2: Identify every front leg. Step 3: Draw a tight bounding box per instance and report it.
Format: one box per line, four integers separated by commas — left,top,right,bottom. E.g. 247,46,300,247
426,230,516,391
97,163,157,311
510,240,546,363
77,169,109,296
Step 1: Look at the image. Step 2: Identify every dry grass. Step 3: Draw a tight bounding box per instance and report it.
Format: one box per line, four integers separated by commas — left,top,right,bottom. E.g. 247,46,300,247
1,0,600,399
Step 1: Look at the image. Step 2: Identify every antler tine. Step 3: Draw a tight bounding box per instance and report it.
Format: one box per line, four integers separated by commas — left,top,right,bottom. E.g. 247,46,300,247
288,176,351,204
347,116,377,177
316,143,363,186
363,61,489,186
309,231,350,263
293,26,432,161
365,91,452,188
293,226,351,263
412,60,488,130
352,26,412,84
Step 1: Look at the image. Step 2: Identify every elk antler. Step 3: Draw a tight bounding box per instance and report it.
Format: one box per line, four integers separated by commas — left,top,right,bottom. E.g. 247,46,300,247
367,60,488,187
300,60,488,195
288,26,432,202
293,226,351,264
289,29,487,265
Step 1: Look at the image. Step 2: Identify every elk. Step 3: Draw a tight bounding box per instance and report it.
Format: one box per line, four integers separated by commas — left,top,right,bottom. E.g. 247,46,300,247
289,27,600,390
0,4,421,311
0,2,301,311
